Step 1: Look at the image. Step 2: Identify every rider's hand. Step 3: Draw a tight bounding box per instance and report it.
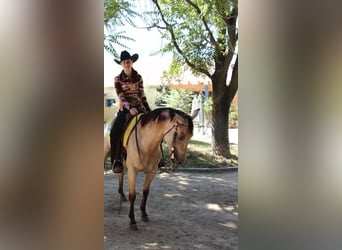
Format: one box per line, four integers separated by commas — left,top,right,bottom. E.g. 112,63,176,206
129,108,138,116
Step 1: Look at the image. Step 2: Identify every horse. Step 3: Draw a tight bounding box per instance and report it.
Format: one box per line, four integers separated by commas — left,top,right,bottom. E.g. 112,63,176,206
104,135,111,167
104,121,111,168
116,107,199,230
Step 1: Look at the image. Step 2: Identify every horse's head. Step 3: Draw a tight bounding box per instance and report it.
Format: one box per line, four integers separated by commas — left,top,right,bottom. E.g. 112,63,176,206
163,108,199,164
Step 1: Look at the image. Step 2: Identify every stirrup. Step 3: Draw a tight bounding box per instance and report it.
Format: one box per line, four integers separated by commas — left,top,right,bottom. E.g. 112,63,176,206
112,160,123,173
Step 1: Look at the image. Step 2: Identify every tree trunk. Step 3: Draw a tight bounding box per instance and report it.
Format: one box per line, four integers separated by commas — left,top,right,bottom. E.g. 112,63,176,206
212,96,231,158
211,56,238,159
211,73,231,158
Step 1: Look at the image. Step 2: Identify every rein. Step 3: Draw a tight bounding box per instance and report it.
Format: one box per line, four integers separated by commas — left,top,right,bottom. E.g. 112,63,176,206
164,124,178,163
163,123,188,165
134,115,146,170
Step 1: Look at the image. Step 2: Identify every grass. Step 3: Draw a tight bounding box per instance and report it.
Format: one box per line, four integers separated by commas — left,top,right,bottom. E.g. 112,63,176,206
170,139,238,169
104,139,238,170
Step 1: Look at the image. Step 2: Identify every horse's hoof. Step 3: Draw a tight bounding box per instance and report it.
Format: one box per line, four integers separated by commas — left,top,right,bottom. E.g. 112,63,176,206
141,215,150,222
130,224,138,230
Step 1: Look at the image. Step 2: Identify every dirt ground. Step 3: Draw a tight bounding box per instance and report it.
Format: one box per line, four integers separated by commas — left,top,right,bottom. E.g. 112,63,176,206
104,170,238,250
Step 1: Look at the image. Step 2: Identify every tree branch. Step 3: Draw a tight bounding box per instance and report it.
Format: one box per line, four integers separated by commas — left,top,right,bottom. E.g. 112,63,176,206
224,14,238,22
184,0,220,51
152,0,211,78
226,7,238,51
136,23,168,30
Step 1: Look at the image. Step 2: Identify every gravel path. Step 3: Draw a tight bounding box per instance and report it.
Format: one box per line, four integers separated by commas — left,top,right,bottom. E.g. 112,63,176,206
104,170,238,250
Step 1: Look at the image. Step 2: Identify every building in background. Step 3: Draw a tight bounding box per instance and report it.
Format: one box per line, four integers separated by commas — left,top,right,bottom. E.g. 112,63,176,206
104,86,118,123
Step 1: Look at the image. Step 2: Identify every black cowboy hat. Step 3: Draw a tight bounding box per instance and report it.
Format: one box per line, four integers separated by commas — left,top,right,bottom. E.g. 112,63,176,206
114,50,139,64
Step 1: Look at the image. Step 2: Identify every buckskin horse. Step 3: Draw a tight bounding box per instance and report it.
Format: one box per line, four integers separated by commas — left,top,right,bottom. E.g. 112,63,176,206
116,107,199,230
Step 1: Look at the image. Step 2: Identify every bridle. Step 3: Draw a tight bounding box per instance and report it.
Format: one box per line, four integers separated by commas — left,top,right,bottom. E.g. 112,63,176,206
163,122,188,164
132,114,190,173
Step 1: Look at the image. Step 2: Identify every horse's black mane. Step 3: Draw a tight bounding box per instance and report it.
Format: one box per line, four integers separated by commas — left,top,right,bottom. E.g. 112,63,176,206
140,108,193,132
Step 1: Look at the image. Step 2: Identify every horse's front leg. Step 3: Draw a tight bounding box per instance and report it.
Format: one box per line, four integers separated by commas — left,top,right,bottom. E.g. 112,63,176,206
128,192,137,229
140,173,156,222
127,170,138,230
117,173,127,202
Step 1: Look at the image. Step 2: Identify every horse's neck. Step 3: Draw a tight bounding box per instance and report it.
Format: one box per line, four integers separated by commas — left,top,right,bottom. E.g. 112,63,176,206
138,120,175,150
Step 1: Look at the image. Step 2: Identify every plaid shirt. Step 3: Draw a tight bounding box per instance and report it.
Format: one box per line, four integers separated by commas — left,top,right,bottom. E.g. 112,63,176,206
114,69,149,111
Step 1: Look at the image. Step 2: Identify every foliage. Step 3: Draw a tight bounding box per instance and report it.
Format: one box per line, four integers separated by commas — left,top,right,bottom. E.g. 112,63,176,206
146,0,238,158
165,89,193,113
104,0,139,26
162,60,181,78
229,106,238,128
229,106,238,121
156,84,171,94
147,0,238,77
104,32,134,58
155,84,171,107
104,0,139,57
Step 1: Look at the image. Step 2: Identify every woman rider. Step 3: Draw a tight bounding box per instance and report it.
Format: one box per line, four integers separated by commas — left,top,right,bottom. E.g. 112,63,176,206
110,50,151,173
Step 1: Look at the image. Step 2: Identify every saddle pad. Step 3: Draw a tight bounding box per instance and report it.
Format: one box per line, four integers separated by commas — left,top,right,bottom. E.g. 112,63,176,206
123,113,143,147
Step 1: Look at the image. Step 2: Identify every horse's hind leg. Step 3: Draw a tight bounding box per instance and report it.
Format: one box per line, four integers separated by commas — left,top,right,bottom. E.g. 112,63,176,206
140,173,155,222
117,173,127,202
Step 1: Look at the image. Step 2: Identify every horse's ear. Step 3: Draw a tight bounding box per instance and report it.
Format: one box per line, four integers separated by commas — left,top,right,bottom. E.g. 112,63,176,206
191,108,200,120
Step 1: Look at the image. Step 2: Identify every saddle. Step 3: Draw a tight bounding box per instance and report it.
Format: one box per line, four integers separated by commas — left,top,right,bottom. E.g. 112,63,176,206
122,113,143,147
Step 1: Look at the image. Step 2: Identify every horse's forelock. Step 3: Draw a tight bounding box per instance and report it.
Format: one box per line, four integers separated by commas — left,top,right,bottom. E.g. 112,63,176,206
171,109,194,133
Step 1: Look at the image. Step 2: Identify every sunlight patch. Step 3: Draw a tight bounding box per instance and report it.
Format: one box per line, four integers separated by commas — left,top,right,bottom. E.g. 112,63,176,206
144,243,158,247
144,242,171,249
224,205,236,211
206,203,222,211
164,193,182,198
158,173,170,179
178,180,189,185
219,222,237,229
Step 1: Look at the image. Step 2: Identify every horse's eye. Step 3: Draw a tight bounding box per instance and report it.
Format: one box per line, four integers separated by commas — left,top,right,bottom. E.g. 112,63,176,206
178,133,185,141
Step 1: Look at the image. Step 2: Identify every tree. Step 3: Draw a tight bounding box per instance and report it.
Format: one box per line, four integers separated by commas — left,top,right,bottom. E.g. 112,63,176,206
104,0,138,57
165,89,193,113
146,0,238,158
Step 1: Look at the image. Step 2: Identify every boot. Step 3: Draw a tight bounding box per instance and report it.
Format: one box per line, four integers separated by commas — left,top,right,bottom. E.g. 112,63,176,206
110,132,124,174
110,112,126,174
111,140,124,173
